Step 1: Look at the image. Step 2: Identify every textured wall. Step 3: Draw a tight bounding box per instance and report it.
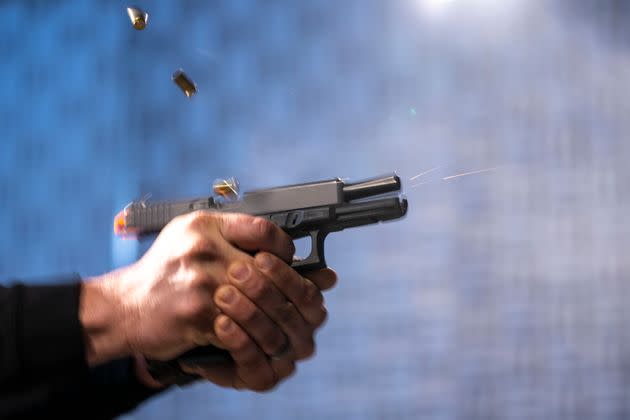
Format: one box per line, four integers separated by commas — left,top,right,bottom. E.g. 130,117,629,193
1,0,630,419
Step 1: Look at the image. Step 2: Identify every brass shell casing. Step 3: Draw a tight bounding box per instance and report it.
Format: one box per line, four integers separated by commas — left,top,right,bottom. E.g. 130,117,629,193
172,69,198,98
213,178,240,200
127,6,148,30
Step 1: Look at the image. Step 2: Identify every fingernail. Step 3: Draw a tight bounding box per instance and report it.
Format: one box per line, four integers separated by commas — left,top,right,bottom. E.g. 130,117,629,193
230,263,250,282
218,316,234,333
218,287,237,304
255,253,273,270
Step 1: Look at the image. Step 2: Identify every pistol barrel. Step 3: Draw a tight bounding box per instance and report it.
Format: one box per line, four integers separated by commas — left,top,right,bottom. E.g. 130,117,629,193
342,174,401,201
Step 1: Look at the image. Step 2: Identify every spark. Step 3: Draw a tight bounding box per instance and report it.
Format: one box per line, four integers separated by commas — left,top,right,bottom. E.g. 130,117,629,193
139,192,152,208
410,182,428,188
442,167,497,181
409,166,440,181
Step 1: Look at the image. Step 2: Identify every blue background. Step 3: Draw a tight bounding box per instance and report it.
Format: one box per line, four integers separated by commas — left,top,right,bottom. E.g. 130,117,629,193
1,0,630,419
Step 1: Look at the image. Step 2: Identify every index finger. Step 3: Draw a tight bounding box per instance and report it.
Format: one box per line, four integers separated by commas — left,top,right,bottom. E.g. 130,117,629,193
218,213,295,263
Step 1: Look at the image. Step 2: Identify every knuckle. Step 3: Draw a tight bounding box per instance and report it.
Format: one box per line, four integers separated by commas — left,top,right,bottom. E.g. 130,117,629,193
254,217,277,241
281,361,297,379
301,280,322,305
230,330,251,352
186,211,214,232
256,375,278,392
260,252,279,271
268,333,288,356
177,293,210,322
241,306,260,325
189,275,206,290
224,212,253,225
300,338,316,360
188,269,211,289
275,302,297,325
184,213,205,233
164,258,185,276
218,213,245,237
245,274,269,301
182,234,218,258
314,305,328,327
196,237,219,256
240,357,262,371
276,361,296,381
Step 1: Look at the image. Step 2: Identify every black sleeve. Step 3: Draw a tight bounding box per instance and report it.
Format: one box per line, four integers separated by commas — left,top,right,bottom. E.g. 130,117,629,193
0,275,173,419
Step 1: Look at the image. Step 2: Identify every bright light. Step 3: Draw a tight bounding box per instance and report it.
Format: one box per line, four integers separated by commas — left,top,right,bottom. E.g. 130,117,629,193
419,0,457,18
416,0,520,19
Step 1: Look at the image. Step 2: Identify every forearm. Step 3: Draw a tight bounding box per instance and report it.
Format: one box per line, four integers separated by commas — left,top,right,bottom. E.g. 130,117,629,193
80,269,169,389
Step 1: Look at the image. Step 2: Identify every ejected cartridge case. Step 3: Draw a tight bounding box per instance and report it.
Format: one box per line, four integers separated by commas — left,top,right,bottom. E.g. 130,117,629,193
127,6,149,30
172,69,197,98
213,177,240,200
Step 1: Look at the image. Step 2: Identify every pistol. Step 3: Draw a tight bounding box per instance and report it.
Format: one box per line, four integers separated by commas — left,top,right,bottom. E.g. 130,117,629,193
113,173,408,385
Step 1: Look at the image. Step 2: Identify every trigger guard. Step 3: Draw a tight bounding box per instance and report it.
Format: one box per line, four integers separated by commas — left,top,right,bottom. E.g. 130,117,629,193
290,230,328,273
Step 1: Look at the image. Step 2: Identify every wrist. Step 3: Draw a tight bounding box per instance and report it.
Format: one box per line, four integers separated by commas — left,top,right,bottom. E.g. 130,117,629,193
79,268,134,366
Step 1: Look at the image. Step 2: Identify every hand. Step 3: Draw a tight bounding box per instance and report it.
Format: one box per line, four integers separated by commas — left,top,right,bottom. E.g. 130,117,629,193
180,264,337,392
80,210,296,366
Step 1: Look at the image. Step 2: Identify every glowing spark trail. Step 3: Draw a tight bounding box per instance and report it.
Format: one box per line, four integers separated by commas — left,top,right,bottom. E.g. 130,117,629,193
410,182,428,189
442,167,497,181
409,167,440,181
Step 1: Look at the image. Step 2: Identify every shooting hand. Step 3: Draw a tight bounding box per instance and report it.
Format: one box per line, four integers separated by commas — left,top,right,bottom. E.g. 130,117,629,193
82,209,336,393
81,211,293,365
